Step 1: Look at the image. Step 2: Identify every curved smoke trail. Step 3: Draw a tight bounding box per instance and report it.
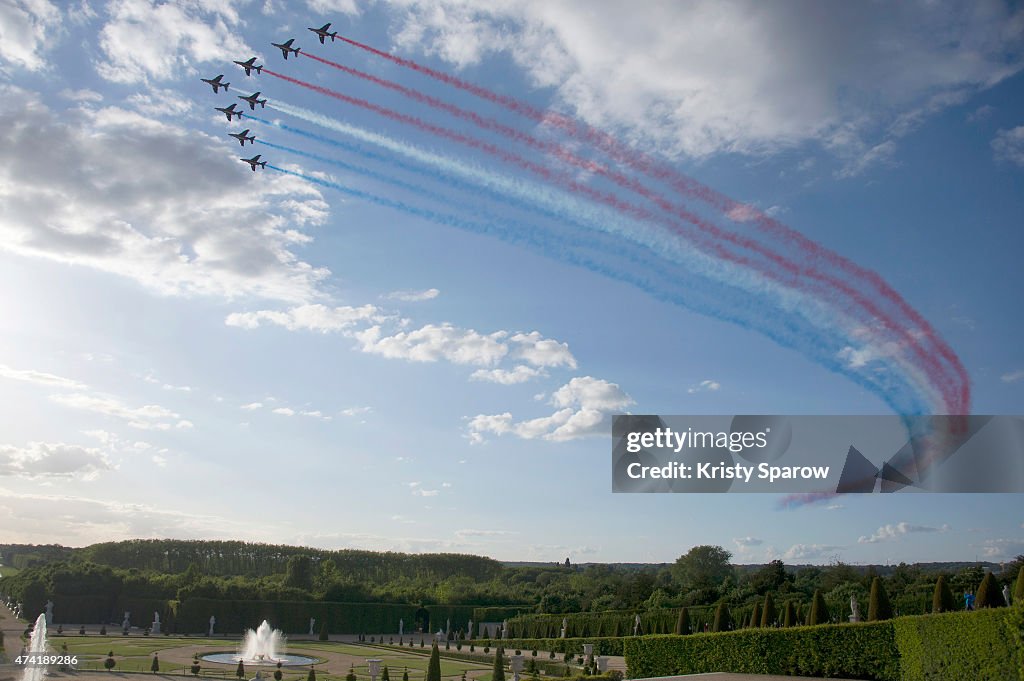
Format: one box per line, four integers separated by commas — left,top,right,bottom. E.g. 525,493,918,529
255,111,932,415
333,34,969,414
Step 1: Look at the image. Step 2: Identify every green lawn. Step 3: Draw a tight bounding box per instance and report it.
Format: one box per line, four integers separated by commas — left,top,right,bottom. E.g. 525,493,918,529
42,637,497,681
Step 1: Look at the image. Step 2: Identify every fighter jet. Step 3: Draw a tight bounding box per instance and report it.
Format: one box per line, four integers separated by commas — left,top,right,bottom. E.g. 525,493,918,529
215,103,244,121
308,22,338,44
238,91,267,110
272,38,300,59
229,129,256,146
201,74,230,93
241,154,267,171
233,57,263,76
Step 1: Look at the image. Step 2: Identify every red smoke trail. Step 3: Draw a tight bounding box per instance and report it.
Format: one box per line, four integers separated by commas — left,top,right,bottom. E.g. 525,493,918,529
267,68,959,412
298,51,961,410
336,35,969,413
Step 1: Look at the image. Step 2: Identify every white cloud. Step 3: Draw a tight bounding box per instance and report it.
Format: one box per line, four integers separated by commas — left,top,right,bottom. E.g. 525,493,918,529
783,543,843,561
470,365,547,384
49,392,181,430
858,521,950,544
175,420,194,429
734,536,763,548
412,488,439,497
688,379,721,394
340,406,372,417
467,376,633,443
0,0,63,71
240,402,263,410
992,126,1024,166
383,288,440,302
272,407,296,416
355,323,509,366
454,528,517,539
826,504,845,511
509,332,577,368
226,304,386,332
980,538,1024,560
95,0,252,84
0,441,114,480
59,88,104,103
0,87,331,303
1001,370,1024,384
386,1,1024,165
0,364,86,389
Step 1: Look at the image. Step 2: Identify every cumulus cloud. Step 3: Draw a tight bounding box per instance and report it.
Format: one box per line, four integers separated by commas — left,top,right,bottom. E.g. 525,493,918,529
0,87,331,303
992,126,1024,166
95,0,253,84
470,365,547,384
0,441,113,480
466,375,633,443
1001,370,1024,384
858,521,950,544
0,0,65,71
383,288,440,302
386,0,1024,168
509,332,577,368
782,544,843,561
0,364,86,390
734,536,763,548
355,323,509,366
340,406,372,417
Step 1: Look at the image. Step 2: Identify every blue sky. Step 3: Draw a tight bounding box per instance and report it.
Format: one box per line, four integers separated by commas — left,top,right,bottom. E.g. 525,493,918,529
0,0,1022,566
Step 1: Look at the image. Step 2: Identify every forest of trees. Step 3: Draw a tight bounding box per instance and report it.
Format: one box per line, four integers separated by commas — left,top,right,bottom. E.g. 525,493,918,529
1,540,1021,626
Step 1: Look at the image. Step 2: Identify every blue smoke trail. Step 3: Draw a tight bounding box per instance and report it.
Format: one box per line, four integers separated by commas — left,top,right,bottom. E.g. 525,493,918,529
267,162,927,415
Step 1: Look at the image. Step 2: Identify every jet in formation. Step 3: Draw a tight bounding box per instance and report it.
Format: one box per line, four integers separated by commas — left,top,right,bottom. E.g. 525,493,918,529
233,57,263,76
272,38,300,59
229,129,256,146
241,154,267,171
238,91,267,110
201,74,229,93
215,103,244,121
308,22,338,44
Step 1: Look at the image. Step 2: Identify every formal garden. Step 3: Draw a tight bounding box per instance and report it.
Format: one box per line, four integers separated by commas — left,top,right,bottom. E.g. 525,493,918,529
2,540,1022,680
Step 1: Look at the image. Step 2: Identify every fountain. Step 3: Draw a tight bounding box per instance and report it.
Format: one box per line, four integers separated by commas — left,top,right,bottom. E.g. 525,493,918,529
201,621,316,667
23,614,48,681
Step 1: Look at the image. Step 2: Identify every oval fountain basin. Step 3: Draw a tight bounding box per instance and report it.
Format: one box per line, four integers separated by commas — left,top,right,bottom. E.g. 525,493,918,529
202,653,317,667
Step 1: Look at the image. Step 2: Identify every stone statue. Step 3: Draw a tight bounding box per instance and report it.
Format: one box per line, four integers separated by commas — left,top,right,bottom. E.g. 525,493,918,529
151,611,161,635
501,619,508,638
446,618,451,634
466,619,472,640
45,600,54,626
154,612,160,623
560,616,567,638
209,615,216,636
309,618,315,636
1003,585,1012,606
633,614,641,636
399,619,404,636
251,671,264,681
850,596,861,622
123,612,131,630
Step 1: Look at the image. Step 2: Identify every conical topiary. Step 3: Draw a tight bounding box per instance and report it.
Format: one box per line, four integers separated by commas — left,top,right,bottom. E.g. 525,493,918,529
976,571,1005,608
675,607,690,635
492,647,506,681
760,594,776,628
932,575,956,613
808,589,829,625
712,602,731,632
868,577,893,621
782,601,796,627
749,601,762,628
426,643,441,681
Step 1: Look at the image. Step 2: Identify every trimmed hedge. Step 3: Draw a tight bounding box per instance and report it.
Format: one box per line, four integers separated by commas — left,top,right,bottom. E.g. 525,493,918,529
624,606,1024,681
506,607,718,639
892,607,1019,681
177,598,420,634
624,622,900,680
